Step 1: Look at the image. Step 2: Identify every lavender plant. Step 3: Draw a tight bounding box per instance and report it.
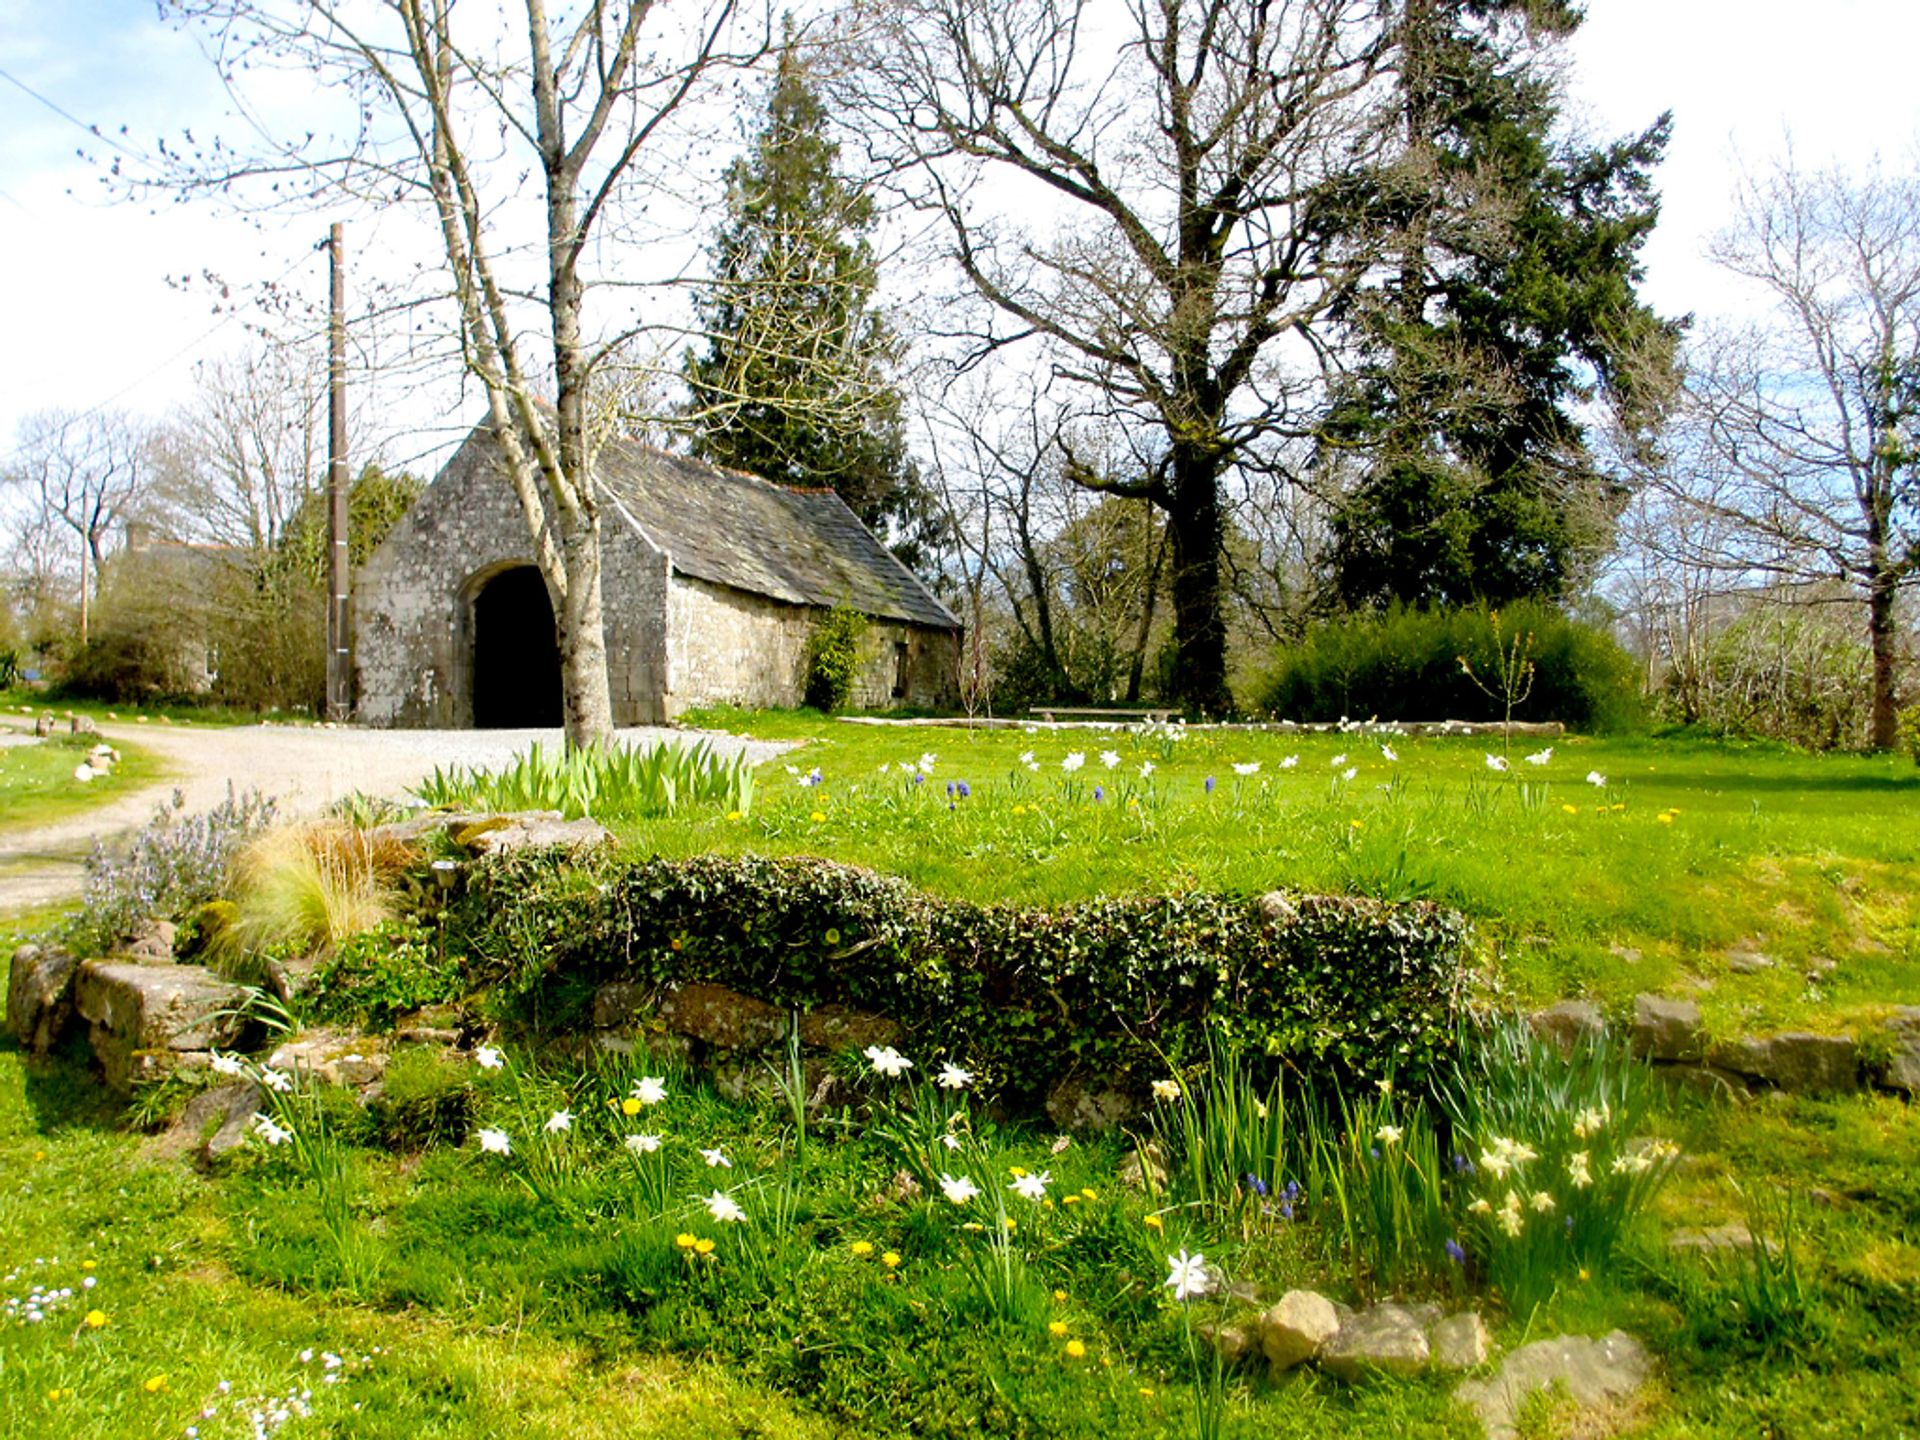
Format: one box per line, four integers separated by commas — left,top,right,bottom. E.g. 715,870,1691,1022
63,786,277,954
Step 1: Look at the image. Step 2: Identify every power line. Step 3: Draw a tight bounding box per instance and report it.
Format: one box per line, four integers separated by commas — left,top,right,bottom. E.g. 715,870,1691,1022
0,66,151,165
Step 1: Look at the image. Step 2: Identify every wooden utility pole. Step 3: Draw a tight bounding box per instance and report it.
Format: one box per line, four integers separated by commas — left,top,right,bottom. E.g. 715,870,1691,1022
326,222,351,722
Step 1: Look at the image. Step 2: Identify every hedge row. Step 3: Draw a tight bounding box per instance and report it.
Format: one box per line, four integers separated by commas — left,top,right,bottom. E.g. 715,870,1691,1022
447,850,1473,1106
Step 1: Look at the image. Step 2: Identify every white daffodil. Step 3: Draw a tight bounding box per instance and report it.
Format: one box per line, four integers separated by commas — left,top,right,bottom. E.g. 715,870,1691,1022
705,1190,746,1223
474,1046,504,1071
1139,760,1155,778
210,1053,246,1078
935,1063,973,1090
1019,750,1036,764
1380,745,1398,762
1342,767,1358,781
1572,1103,1609,1138
1586,771,1607,787
940,1133,962,1151
251,1114,293,1147
476,1128,511,1156
1375,1124,1403,1146
1485,753,1510,773
1479,1149,1512,1180
919,753,938,772
700,1147,732,1169
1526,747,1553,765
1100,750,1121,769
1330,753,1347,766
625,1133,663,1155
1530,1190,1556,1213
1025,760,1041,772
1567,1151,1592,1189
1010,1170,1051,1202
1062,751,1086,772
939,1173,981,1205
1151,1078,1181,1102
863,1045,913,1077
1232,761,1259,776
1497,1192,1525,1236
544,1110,573,1133
1163,1249,1212,1302
260,1068,294,1094
1280,755,1299,768
631,1076,668,1106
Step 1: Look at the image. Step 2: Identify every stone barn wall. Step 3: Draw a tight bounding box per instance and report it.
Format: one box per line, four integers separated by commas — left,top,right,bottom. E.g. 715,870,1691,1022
355,432,671,726
663,574,960,715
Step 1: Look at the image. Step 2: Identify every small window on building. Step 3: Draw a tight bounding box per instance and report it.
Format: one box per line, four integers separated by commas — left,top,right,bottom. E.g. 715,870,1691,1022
892,640,910,699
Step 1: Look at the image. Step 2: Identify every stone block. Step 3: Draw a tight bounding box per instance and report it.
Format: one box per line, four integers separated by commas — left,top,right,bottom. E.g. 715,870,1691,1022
1430,1312,1492,1371
1630,994,1703,1062
796,1004,902,1054
1878,1008,1920,1095
1453,1330,1648,1440
1320,1303,1430,1382
75,961,249,1053
1712,1031,1860,1093
658,980,786,1051
7,943,80,1055
267,1030,388,1087
1044,1074,1138,1132
1528,1000,1606,1053
1258,1289,1341,1374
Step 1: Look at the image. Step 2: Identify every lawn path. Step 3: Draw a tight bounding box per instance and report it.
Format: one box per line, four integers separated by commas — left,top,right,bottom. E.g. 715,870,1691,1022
0,718,792,915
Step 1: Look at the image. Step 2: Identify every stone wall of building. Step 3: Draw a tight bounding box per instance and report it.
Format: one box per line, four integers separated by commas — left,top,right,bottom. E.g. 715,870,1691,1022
355,430,671,727
662,574,960,715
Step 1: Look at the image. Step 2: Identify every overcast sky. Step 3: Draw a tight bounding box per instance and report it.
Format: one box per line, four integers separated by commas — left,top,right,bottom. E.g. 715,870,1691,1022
2,0,1916,466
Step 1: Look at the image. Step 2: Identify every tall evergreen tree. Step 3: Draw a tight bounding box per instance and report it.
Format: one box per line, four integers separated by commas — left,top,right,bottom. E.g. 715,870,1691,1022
1322,0,1680,610
685,42,930,564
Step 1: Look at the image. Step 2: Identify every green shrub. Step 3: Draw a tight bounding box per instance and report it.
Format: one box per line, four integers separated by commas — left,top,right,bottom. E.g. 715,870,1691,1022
369,1045,476,1150
450,849,1472,1106
308,915,468,1029
1250,601,1643,732
1896,702,1920,765
803,605,869,712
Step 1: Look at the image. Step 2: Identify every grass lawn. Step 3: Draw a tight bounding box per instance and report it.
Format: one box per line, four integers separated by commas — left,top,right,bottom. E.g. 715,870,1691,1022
0,732,165,838
0,688,259,730
626,710,1920,1039
4,715,1919,1439
3,944,1917,1439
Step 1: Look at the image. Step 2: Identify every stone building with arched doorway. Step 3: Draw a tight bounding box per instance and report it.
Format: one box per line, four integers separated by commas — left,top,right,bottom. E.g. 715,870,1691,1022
352,418,959,727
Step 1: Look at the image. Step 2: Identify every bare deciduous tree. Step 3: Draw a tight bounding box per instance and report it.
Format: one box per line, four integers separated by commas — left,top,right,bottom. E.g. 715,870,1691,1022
2,410,156,644
1665,160,1920,748
842,0,1393,714
160,0,770,745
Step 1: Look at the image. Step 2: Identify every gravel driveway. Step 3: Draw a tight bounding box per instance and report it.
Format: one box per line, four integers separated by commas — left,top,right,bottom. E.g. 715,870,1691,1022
0,719,790,916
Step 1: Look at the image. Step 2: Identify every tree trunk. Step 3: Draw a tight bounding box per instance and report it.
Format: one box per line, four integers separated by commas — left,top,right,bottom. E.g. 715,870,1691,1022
1867,561,1899,750
1165,450,1232,716
555,517,615,748
1125,523,1166,704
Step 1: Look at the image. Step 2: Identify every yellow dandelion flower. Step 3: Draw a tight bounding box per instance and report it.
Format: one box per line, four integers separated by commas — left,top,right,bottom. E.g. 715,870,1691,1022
1009,1165,1028,1178
850,1240,875,1257
1349,819,1363,829
84,1309,106,1328
726,810,743,821
1048,1320,1070,1337
1012,805,1028,816
1053,1288,1068,1302
1064,1339,1087,1359
675,1232,698,1249
81,1261,95,1272
1562,803,1579,815
1139,1387,1155,1399
881,1251,901,1269
1080,1188,1097,1201
1143,1214,1164,1230
810,810,827,823
1657,812,1674,825
621,1097,643,1116
143,1375,169,1394
1062,1195,1080,1206
694,1238,716,1256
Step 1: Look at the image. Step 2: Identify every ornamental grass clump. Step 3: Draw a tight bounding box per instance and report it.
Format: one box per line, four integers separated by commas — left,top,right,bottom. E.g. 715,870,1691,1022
213,823,410,981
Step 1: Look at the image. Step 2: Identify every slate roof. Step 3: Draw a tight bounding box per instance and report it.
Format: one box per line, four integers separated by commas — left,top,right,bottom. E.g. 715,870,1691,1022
592,439,958,630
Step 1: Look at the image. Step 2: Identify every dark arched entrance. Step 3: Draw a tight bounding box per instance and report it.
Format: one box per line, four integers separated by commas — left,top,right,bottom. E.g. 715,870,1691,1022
472,565,563,728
